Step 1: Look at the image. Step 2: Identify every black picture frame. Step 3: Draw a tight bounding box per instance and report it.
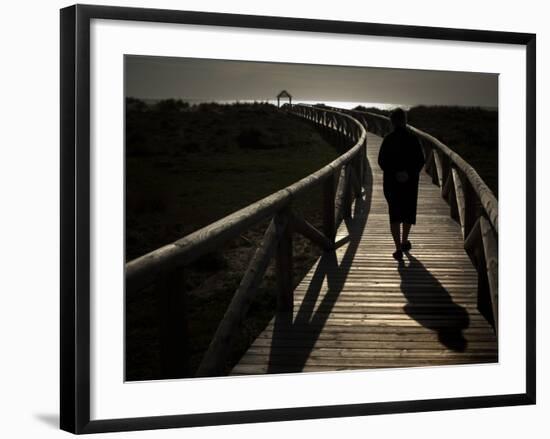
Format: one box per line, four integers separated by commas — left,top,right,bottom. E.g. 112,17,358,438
60,4,536,434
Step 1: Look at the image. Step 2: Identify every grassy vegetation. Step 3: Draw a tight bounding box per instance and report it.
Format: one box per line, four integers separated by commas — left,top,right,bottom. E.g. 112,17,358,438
125,100,339,380
355,105,498,195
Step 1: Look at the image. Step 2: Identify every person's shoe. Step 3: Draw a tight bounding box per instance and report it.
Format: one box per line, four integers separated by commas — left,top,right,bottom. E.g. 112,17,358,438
401,240,412,252
392,249,403,261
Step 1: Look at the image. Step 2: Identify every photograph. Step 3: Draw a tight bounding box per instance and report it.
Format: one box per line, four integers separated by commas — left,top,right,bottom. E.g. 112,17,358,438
56,2,537,434
124,56,499,381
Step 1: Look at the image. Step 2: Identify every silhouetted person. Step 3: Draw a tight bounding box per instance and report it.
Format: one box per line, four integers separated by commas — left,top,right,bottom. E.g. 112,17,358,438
378,108,425,260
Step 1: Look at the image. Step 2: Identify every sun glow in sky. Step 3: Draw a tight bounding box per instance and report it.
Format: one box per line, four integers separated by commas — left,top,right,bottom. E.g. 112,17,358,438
126,56,498,109
280,101,405,110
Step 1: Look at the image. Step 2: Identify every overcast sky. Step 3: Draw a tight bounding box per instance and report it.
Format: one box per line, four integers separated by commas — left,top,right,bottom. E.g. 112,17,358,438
125,55,498,108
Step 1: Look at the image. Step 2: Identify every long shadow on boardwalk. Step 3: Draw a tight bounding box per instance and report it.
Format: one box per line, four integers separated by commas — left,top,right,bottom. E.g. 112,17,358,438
398,254,470,352
266,160,373,373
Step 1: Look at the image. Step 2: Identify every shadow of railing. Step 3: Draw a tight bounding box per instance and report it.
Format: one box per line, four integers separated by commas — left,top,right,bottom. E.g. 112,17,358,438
266,158,373,372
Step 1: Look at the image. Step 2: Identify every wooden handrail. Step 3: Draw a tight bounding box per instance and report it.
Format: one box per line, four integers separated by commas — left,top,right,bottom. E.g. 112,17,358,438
126,106,366,293
126,104,368,377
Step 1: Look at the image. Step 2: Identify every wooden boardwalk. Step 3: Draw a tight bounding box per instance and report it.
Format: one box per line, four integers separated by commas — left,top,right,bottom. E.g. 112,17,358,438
231,131,498,375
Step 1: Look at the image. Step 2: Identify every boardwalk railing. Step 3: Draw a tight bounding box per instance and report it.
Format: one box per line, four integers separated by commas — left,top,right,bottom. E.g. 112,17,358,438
333,107,499,332
125,104,368,377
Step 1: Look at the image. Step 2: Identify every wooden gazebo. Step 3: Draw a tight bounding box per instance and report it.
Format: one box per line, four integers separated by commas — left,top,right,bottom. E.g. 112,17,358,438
277,90,292,108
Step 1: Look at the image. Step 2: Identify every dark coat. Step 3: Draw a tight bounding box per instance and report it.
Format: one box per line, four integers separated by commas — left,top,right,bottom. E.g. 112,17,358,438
378,127,425,224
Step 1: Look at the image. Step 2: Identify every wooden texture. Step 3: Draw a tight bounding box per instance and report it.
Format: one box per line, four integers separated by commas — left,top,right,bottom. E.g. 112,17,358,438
232,131,497,375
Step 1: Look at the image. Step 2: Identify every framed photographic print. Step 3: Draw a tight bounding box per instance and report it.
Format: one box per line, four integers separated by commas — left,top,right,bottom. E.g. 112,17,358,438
60,4,536,434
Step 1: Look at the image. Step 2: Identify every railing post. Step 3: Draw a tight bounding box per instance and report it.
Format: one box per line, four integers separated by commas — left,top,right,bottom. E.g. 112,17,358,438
475,238,495,329
441,156,453,201
480,216,498,332
423,146,433,177
362,137,368,185
430,149,440,186
343,118,350,147
157,267,189,378
323,174,336,242
338,117,345,147
432,149,444,188
353,151,363,197
448,169,459,223
343,166,353,219
276,209,293,312
463,178,479,239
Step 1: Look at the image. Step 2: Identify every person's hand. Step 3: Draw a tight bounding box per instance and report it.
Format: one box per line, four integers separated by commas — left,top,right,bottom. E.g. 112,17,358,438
395,171,409,183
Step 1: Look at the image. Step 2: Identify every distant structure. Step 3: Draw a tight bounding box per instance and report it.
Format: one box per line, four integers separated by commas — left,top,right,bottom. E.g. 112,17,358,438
277,90,292,108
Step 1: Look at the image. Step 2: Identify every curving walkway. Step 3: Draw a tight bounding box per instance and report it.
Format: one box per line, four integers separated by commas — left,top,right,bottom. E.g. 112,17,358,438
231,131,497,375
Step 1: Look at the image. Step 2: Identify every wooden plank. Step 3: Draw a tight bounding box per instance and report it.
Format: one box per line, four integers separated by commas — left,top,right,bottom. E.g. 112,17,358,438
282,312,489,322
237,354,497,368
232,358,497,375
256,325,497,338
287,304,485,314
242,346,498,358
282,320,493,329
254,331,497,343
249,338,498,350
292,296,479,305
